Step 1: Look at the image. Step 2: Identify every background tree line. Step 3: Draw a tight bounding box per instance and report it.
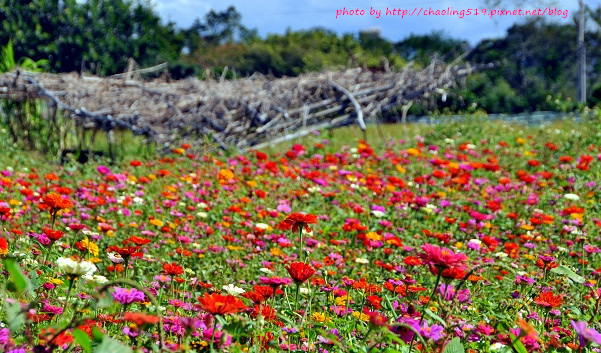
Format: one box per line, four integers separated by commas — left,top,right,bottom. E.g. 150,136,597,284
1,0,601,114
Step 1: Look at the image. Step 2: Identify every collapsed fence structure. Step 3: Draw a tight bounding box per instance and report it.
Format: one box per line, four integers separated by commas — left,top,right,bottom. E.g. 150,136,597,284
0,59,491,158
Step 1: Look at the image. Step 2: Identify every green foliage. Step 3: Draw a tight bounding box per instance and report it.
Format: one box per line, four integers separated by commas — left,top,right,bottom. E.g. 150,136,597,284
443,337,465,353
0,0,182,75
4,257,32,296
550,265,585,284
73,329,93,353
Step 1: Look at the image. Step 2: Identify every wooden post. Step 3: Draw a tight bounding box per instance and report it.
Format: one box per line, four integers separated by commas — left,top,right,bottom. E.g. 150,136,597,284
577,0,586,103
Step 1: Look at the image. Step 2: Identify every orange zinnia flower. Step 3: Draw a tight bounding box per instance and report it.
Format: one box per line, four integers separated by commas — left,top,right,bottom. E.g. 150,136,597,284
283,213,318,233
516,314,543,343
285,262,316,284
41,193,73,210
534,291,563,308
197,293,246,316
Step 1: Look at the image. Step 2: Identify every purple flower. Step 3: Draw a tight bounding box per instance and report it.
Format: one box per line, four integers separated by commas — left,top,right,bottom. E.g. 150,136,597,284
122,326,139,337
571,320,601,347
112,287,145,305
420,322,445,341
391,316,420,343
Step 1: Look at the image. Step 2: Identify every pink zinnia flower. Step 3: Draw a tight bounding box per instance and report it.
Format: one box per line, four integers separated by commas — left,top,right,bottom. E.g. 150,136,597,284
97,165,111,175
419,244,468,269
259,276,292,286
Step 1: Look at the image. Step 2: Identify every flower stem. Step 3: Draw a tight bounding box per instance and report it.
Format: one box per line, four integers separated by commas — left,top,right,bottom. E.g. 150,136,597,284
124,258,129,278
408,268,443,352
65,277,75,308
295,283,300,312
210,318,218,352
298,227,303,262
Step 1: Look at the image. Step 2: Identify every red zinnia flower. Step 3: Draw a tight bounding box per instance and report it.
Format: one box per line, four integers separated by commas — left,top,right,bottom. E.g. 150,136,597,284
534,291,563,308
107,245,143,259
254,285,277,299
43,228,64,241
285,262,316,284
283,213,318,233
0,237,7,256
122,312,159,326
242,291,267,304
163,262,184,276
125,236,152,245
197,293,246,316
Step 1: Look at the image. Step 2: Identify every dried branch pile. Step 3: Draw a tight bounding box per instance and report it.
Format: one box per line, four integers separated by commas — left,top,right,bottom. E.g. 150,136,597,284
0,59,491,152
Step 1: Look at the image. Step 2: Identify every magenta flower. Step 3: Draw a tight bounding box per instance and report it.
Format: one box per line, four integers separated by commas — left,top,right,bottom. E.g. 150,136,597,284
391,316,420,343
41,301,64,315
0,328,9,345
571,320,601,347
419,244,469,269
112,287,145,305
259,276,292,286
97,165,111,175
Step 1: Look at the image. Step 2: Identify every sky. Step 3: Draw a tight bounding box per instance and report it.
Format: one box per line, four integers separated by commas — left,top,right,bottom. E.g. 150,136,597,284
152,0,600,45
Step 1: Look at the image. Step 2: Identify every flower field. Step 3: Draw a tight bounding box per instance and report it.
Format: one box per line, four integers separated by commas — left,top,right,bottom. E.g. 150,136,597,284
1,118,601,353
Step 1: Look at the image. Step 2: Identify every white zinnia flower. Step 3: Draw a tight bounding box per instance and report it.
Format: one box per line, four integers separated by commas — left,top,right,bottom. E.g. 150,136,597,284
56,257,96,276
255,223,269,230
196,212,208,218
222,284,245,296
494,252,508,258
307,186,321,193
371,210,385,218
355,258,369,264
107,252,124,264
564,193,580,201
490,343,506,351
468,239,482,245
93,275,109,284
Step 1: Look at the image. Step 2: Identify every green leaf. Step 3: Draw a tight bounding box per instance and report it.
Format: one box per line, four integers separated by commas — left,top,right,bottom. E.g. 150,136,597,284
443,337,465,353
509,334,528,353
425,308,446,327
550,265,585,284
384,333,406,345
29,270,41,291
94,336,133,353
91,294,114,310
91,326,104,342
73,329,92,353
4,299,25,332
4,257,32,296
